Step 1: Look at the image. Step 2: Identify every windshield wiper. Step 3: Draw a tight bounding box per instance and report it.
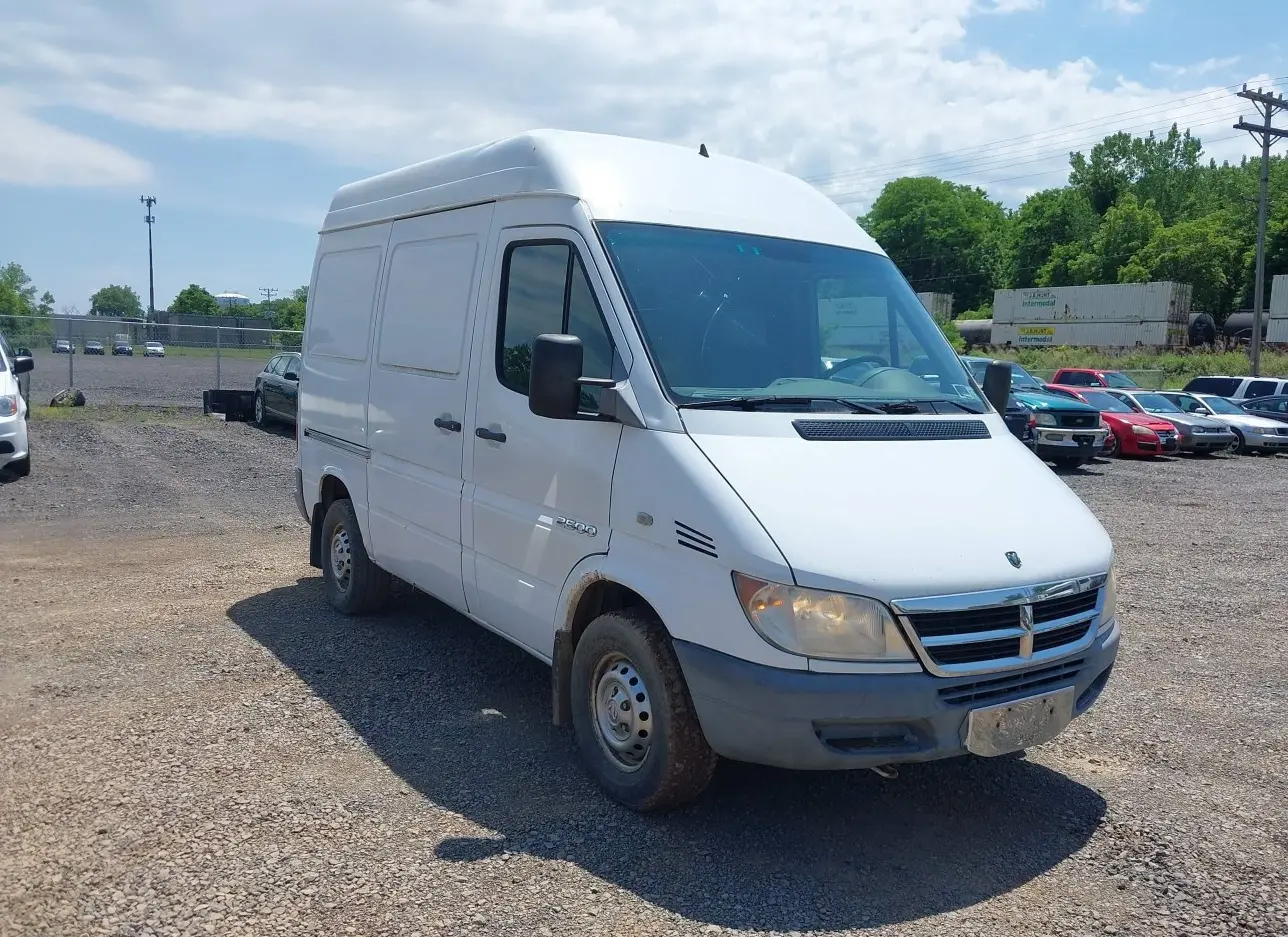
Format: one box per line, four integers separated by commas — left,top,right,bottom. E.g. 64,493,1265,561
881,397,987,414
678,396,887,414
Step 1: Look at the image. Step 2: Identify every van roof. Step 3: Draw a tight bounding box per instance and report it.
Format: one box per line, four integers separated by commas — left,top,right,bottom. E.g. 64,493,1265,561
322,129,884,254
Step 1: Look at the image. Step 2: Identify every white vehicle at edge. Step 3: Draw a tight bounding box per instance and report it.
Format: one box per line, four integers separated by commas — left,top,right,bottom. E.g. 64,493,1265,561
294,131,1119,810
0,331,33,477
143,341,166,357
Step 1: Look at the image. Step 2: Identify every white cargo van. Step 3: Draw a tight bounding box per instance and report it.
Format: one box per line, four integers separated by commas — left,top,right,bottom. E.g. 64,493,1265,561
295,131,1119,810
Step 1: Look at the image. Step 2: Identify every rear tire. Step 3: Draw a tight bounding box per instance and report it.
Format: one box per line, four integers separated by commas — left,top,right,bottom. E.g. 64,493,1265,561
320,498,391,615
571,610,717,811
1053,456,1086,470
253,391,268,427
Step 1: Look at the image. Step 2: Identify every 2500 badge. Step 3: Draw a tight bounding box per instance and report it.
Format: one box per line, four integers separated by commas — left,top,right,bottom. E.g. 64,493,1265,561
556,516,598,537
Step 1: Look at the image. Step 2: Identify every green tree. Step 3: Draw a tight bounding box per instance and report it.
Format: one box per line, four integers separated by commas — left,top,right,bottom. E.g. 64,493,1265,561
37,291,55,315
272,286,308,332
1059,193,1164,286
90,284,144,317
1008,188,1097,288
169,284,220,317
859,176,1007,312
1119,216,1242,319
0,263,54,342
1069,125,1203,224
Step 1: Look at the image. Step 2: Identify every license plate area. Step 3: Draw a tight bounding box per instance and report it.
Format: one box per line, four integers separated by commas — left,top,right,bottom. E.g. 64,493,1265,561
965,687,1076,757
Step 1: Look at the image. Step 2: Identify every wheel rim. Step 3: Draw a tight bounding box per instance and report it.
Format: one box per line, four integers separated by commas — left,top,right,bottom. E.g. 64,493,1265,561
330,526,352,592
255,394,264,422
590,654,653,772
1105,433,1118,457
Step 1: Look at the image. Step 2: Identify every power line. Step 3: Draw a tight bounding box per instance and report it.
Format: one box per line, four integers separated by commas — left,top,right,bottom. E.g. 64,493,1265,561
1235,83,1288,376
259,287,279,304
803,77,1288,193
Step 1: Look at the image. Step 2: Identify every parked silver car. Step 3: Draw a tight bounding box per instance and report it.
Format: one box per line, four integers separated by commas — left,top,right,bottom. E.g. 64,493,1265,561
1158,392,1288,455
1103,390,1237,454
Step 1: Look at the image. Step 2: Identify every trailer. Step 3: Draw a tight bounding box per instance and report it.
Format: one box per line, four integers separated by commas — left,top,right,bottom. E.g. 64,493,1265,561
991,282,1192,349
1267,275,1288,344
916,292,953,320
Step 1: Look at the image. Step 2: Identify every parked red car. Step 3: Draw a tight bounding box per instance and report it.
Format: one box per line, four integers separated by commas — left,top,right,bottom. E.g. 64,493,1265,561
1045,384,1179,457
1050,367,1140,389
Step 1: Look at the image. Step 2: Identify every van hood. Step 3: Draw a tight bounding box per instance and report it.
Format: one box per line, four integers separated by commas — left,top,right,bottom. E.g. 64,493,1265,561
681,411,1113,602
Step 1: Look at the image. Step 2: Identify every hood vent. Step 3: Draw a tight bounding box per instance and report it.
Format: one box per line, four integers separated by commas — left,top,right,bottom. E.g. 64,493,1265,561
792,419,991,441
675,521,718,558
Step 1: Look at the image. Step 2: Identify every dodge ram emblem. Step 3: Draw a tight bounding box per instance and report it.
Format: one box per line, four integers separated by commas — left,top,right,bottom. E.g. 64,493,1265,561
1006,551,1022,569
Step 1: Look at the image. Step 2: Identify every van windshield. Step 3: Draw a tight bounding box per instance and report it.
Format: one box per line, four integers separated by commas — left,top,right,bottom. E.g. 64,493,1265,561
596,222,984,412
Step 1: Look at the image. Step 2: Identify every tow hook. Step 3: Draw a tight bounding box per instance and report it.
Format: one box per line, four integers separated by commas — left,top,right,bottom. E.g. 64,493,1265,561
869,764,898,779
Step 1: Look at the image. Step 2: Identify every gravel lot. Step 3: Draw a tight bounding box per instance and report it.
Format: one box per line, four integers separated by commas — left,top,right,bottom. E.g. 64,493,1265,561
2,411,1286,937
26,349,267,408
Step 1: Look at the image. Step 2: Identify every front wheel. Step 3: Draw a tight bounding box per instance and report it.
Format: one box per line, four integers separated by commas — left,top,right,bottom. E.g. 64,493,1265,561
1229,431,1245,455
571,611,717,811
320,498,391,615
1053,456,1086,470
1103,431,1120,459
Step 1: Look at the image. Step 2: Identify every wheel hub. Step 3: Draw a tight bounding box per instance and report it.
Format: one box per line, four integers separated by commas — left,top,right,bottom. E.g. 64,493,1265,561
592,656,652,771
330,527,352,591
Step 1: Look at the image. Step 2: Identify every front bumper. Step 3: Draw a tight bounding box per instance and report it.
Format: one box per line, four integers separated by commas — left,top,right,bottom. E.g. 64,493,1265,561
0,413,30,467
1242,430,1288,451
1035,426,1106,462
674,623,1119,771
1179,431,1236,452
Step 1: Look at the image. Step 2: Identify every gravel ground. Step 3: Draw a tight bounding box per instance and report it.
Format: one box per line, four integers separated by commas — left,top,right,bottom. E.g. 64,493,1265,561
26,349,267,408
2,411,1286,937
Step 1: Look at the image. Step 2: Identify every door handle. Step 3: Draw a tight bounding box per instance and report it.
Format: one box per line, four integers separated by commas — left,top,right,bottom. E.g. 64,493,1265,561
434,417,462,433
475,427,507,443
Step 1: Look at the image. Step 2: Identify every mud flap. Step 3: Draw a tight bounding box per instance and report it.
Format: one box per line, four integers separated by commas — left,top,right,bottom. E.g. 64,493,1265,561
551,629,574,726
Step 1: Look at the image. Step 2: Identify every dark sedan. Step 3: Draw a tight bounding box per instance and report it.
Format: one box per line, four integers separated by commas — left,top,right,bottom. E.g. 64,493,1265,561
254,352,301,428
84,340,106,355
1241,394,1288,424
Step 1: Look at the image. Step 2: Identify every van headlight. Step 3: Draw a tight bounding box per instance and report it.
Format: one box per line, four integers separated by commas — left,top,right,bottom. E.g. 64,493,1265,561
733,573,915,661
0,395,17,417
1099,565,1118,633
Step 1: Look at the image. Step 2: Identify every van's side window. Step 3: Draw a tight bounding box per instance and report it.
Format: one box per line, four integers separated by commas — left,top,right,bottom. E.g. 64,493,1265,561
498,241,614,411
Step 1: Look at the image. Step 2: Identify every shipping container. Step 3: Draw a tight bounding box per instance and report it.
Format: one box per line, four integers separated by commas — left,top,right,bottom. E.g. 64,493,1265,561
1267,274,1288,343
916,292,953,319
991,282,1192,348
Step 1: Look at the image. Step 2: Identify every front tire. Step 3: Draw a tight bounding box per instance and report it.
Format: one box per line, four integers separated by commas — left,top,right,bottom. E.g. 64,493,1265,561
1053,456,1086,470
571,610,717,811
1229,430,1246,455
320,498,391,615
1103,431,1120,459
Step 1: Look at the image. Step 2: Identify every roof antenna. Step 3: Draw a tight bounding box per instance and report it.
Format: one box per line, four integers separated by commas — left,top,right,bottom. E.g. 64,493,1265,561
698,143,709,158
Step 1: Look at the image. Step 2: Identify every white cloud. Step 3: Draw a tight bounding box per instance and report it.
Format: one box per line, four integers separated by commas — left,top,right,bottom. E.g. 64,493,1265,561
1151,56,1241,78
0,0,1255,209
979,0,1044,13
0,91,150,187
1099,0,1149,15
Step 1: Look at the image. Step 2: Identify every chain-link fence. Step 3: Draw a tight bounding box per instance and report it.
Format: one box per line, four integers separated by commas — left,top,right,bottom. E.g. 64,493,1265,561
6,316,301,409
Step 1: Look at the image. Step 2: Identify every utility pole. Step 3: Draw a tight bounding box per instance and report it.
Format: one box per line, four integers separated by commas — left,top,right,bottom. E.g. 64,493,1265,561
140,196,157,321
1234,85,1288,376
259,287,278,303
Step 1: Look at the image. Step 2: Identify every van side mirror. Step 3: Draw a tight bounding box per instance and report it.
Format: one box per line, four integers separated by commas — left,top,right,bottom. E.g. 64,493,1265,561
982,360,1012,415
13,355,34,375
529,334,584,419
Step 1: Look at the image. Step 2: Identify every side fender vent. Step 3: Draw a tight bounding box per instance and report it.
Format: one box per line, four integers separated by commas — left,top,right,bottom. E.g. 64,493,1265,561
792,419,991,441
676,521,718,558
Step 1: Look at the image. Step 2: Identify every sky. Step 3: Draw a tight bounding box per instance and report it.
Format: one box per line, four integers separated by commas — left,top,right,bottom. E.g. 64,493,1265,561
0,0,1284,314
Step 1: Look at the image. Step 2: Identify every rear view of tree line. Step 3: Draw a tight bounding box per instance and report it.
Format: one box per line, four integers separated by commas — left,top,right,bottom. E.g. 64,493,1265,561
860,125,1288,324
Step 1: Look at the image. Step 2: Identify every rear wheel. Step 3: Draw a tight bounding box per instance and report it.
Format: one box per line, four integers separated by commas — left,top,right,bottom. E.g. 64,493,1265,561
571,610,717,811
1053,456,1086,470
253,391,268,427
321,498,391,615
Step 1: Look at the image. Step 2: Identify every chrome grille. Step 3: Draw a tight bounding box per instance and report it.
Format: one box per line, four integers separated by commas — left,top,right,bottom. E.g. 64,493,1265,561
893,577,1105,677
